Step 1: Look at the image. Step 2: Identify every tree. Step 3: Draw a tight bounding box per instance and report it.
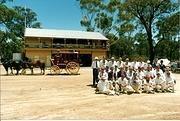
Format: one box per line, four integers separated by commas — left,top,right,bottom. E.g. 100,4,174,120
156,11,180,40
7,6,41,39
78,0,135,58
78,0,135,35
78,0,179,61
0,0,13,4
124,0,177,64
78,0,103,31
134,33,149,57
0,2,41,59
155,11,180,61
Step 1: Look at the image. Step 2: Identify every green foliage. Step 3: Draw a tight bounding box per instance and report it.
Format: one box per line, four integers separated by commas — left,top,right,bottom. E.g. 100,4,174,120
155,40,179,61
0,0,13,4
123,0,177,63
134,33,149,56
78,0,179,61
157,12,180,40
110,36,134,58
0,2,41,60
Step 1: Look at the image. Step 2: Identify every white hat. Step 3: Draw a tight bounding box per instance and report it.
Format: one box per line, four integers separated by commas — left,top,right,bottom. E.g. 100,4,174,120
111,57,115,60
95,57,98,60
147,60,150,63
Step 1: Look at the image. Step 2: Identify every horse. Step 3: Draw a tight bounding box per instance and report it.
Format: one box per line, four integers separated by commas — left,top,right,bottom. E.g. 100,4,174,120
20,57,45,75
1,57,45,75
1,58,13,75
1,58,22,75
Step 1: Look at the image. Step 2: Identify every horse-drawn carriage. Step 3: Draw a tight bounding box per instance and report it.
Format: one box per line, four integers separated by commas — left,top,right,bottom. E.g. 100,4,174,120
50,51,80,74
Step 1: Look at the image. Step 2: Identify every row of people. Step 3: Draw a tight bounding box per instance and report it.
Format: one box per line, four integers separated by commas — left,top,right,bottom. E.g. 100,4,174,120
93,56,166,71
92,57,175,95
92,56,166,87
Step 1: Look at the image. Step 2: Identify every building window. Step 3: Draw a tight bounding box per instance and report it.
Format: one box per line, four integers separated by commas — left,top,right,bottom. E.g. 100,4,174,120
66,39,76,44
78,39,88,44
53,38,64,44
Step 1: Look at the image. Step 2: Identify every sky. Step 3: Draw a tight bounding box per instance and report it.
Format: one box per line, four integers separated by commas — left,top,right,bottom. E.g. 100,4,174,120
7,0,84,31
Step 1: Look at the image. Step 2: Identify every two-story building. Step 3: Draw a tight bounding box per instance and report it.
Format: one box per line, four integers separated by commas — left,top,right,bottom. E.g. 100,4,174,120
24,28,108,66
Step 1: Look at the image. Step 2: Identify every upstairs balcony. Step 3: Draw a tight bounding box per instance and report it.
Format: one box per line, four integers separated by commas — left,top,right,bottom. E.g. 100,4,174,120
25,43,107,49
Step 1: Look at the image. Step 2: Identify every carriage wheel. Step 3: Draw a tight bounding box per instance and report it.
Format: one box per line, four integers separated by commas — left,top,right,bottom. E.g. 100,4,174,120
50,65,62,74
66,62,80,74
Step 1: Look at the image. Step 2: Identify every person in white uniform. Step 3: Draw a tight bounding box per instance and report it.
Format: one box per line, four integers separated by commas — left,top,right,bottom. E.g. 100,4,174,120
108,57,117,69
96,68,115,95
154,73,166,92
109,81,120,95
99,56,108,69
117,57,124,68
143,76,155,94
126,67,134,81
144,66,155,80
164,70,176,92
118,74,134,94
137,67,146,90
130,72,142,93
124,58,131,68
131,61,138,70
154,65,165,79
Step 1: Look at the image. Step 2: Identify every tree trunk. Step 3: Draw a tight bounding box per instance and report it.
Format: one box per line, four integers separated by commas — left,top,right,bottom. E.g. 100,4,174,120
145,26,155,65
147,36,155,65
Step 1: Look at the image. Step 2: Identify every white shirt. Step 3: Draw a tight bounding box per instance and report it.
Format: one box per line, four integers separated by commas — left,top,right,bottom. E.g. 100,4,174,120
131,62,138,70
138,62,145,68
145,70,155,78
98,71,108,81
165,76,175,84
108,60,117,68
124,62,131,67
154,77,166,85
165,73,175,84
97,71,109,92
144,63,149,69
126,70,134,80
137,70,145,80
118,77,129,87
144,79,155,86
91,60,100,69
117,61,124,68
99,59,108,68
154,69,165,79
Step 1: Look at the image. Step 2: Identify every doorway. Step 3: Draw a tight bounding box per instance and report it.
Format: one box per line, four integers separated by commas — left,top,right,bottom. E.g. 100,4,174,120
79,54,92,67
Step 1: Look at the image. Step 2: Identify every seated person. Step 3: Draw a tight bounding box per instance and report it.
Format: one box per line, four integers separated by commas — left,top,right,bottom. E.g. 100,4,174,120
165,70,176,92
118,74,134,94
145,66,155,79
143,76,155,94
108,67,114,81
109,81,120,95
137,67,146,90
126,67,134,81
96,68,115,95
153,73,166,92
130,72,142,93
154,65,165,79
117,66,127,78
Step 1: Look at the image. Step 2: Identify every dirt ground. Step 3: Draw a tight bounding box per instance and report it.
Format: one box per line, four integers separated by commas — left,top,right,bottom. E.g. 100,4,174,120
1,65,180,120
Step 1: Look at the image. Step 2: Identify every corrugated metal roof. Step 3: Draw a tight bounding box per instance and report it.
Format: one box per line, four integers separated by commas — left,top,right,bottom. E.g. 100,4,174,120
24,28,108,40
